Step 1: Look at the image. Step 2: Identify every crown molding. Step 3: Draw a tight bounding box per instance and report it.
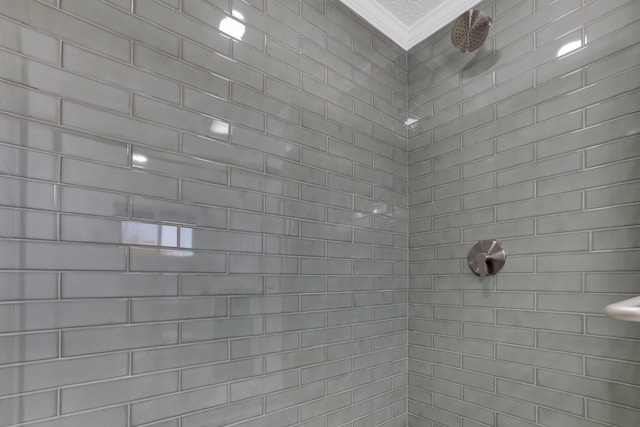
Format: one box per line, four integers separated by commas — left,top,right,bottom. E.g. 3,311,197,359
340,0,483,50
339,0,411,49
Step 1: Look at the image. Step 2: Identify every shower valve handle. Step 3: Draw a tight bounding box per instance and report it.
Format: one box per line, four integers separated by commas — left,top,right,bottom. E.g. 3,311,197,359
468,240,506,277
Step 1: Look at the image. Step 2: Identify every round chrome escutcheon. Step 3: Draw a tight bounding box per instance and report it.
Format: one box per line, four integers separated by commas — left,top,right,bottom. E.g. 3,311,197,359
468,239,506,276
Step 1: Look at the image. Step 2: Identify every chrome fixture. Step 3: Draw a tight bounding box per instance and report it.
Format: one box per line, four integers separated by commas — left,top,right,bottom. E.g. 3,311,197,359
467,240,506,276
605,296,640,322
451,9,492,53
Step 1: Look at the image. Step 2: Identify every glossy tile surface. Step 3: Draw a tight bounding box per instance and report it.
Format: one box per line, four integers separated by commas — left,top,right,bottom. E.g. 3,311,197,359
0,1,408,426
2,0,639,426
407,0,640,425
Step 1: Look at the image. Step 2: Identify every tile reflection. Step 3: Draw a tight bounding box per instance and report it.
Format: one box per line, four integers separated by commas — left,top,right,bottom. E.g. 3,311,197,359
131,153,148,165
219,11,245,40
557,40,582,57
209,119,230,137
121,221,177,247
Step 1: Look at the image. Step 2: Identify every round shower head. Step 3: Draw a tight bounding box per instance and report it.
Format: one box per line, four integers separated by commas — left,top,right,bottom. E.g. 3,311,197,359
451,9,492,53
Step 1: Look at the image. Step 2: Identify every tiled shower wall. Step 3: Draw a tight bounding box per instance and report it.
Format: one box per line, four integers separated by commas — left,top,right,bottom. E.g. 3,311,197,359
407,0,640,426
0,1,409,426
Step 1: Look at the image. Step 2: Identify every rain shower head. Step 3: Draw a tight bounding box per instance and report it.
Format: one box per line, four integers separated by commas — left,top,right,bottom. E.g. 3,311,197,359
451,9,492,53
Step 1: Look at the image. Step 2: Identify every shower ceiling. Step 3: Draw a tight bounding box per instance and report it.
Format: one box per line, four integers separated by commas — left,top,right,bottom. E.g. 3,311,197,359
339,0,483,50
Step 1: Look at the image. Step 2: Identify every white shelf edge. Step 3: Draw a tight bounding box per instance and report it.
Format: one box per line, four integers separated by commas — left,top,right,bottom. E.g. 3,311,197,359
605,296,640,323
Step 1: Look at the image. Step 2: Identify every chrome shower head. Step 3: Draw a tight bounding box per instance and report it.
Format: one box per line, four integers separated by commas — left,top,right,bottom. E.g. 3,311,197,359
451,9,492,53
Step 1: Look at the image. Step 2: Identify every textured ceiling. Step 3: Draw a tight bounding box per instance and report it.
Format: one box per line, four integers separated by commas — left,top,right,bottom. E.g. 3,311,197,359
376,0,447,27
339,0,483,49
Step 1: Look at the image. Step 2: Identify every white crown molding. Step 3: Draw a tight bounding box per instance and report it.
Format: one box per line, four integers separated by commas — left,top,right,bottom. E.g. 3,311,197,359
339,0,411,49
340,0,483,50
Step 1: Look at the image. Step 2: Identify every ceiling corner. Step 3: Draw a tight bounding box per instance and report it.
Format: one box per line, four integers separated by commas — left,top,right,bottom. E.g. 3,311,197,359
339,0,411,49
340,0,484,51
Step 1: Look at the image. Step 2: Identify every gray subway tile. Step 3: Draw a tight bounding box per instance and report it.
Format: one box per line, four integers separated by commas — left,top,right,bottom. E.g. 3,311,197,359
409,400,461,427
537,251,640,273
182,228,262,253
464,388,536,422
586,180,640,209
135,1,230,56
130,248,226,273
463,182,534,211
589,318,640,343
230,254,298,274
133,94,231,139
63,323,178,356
267,117,328,151
585,272,640,293
0,80,58,122
181,357,263,390
301,326,353,348
182,180,262,211
61,215,177,247
0,353,128,397
181,398,263,427
132,147,228,185
231,295,299,316
184,86,264,130
538,331,640,363
497,69,583,117
182,275,263,296
62,0,179,56
132,297,227,322
464,355,534,383
232,83,300,124
433,365,495,393
0,331,58,365
183,0,263,51
182,133,262,172
0,208,57,241
0,300,127,333
132,341,228,374
0,391,57,427
0,240,126,271
0,113,128,166
586,41,640,85
63,100,179,151
0,48,129,113
234,41,301,88
61,372,178,414
538,111,640,159
538,67,640,122
266,43,326,90
586,135,640,168
0,16,59,64
1,0,130,61
131,385,228,426
538,369,640,410
497,344,583,374
538,408,607,427
132,196,227,229
266,276,325,294
434,394,494,426
230,371,299,401
496,110,582,153
16,407,128,427
267,382,325,413
586,357,640,386
181,317,263,343
497,309,583,333
587,400,640,427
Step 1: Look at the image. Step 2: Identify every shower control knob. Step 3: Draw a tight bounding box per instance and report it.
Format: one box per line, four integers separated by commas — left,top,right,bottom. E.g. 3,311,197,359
468,240,506,276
